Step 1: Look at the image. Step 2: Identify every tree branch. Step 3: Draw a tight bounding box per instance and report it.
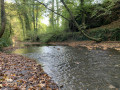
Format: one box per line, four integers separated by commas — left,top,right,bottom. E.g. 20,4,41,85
61,0,102,42
35,0,70,21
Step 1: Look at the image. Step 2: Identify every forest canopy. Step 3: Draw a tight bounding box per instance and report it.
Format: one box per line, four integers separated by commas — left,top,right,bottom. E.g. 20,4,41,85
0,0,120,46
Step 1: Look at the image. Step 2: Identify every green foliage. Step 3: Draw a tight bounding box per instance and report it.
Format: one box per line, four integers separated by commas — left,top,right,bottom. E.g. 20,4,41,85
69,0,120,30
0,2,13,48
0,27,12,48
1,0,119,45
90,28,120,41
38,28,120,43
37,30,88,43
0,38,12,47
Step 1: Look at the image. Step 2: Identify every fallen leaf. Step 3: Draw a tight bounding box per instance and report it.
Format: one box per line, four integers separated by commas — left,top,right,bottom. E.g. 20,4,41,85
0,84,3,88
109,85,115,89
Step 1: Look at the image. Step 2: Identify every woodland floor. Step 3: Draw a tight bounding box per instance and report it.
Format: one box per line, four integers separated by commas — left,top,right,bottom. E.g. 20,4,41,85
3,41,120,52
49,41,120,51
0,53,59,89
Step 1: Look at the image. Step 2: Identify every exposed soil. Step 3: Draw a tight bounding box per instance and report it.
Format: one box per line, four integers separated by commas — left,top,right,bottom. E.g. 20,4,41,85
49,41,120,51
3,41,120,51
0,53,59,90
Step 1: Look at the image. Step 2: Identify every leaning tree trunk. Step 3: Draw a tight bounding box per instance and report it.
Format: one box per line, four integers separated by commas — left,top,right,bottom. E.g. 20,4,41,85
61,0,102,42
0,0,6,38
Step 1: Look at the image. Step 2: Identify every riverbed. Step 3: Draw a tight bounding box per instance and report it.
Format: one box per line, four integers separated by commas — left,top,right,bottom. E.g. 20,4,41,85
11,45,120,90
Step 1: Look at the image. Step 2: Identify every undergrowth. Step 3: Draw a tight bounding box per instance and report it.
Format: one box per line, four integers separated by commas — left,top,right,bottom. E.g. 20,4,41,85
38,31,86,43
90,28,120,41
0,28,12,49
37,28,120,43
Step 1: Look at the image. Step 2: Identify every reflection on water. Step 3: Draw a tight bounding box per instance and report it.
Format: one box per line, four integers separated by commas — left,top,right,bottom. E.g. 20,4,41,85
11,46,120,90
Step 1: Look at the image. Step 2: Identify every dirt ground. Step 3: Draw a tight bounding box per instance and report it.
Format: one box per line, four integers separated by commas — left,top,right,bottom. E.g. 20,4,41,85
3,41,120,52
49,41,120,51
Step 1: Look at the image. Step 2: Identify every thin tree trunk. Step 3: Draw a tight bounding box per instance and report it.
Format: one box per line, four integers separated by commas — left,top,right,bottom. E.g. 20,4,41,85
15,0,26,38
56,0,59,26
52,0,54,30
35,5,39,41
0,0,6,38
19,15,25,38
80,0,85,25
36,5,39,32
33,0,36,31
8,16,12,38
23,0,31,31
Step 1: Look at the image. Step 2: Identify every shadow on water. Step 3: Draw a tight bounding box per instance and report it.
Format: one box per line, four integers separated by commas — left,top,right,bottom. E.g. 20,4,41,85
11,46,120,90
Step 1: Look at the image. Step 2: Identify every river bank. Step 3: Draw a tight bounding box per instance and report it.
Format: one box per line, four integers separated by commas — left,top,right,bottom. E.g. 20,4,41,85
49,41,120,51
0,52,58,89
1,41,120,89
3,41,120,52
5,42,120,90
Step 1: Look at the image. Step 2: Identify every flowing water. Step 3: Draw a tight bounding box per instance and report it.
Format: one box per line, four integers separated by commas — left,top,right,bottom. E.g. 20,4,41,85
11,46,120,90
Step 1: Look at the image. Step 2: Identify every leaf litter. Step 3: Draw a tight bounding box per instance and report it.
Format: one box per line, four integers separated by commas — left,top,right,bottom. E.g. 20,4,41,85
0,52,59,90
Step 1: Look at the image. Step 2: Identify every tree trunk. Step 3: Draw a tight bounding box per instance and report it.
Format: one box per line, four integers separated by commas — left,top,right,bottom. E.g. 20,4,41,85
80,0,85,25
15,0,26,38
35,5,39,41
52,0,55,30
32,0,36,41
0,0,6,38
23,0,31,31
8,16,12,38
56,0,59,27
61,0,101,42
19,14,26,38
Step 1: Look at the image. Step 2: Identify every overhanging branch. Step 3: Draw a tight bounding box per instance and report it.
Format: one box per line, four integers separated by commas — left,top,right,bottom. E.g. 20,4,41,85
35,0,70,21
61,0,102,42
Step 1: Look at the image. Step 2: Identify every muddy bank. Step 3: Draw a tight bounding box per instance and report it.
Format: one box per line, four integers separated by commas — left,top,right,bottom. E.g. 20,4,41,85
0,52,58,90
3,41,120,52
49,41,120,51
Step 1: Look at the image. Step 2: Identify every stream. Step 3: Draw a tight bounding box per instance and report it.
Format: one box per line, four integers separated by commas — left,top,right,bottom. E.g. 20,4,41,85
11,45,120,90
